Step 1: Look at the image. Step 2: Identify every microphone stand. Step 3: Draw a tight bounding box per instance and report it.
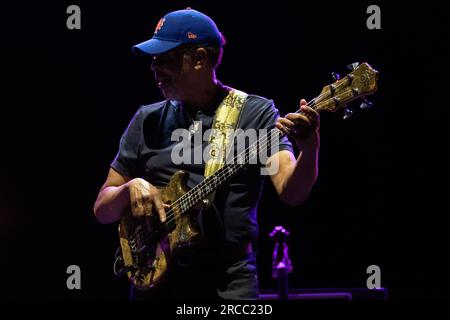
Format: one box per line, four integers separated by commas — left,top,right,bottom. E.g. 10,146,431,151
269,226,293,300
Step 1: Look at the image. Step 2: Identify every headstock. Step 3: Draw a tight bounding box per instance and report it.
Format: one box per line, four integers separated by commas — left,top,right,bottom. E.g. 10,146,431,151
312,62,379,119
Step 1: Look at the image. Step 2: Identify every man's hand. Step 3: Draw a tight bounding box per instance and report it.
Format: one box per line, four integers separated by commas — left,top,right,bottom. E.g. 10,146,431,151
276,99,320,148
126,178,168,223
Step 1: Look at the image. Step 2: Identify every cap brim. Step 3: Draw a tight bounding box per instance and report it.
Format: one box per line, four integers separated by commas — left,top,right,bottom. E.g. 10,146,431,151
132,38,182,55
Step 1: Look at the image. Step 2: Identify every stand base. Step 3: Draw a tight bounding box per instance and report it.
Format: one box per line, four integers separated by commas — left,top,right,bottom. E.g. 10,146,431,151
259,288,387,300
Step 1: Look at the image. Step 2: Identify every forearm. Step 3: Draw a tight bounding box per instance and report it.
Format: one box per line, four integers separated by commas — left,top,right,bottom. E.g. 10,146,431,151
280,141,319,205
93,183,130,224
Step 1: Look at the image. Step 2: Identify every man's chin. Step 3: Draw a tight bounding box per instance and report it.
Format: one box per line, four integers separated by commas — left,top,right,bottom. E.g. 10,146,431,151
160,89,180,101
159,88,172,100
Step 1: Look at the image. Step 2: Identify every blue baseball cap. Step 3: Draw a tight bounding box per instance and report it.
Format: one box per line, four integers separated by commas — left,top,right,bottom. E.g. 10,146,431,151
132,8,223,55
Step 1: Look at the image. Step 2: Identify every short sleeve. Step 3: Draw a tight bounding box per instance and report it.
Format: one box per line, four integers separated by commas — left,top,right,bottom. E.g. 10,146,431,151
260,100,294,156
240,96,294,157
111,107,144,177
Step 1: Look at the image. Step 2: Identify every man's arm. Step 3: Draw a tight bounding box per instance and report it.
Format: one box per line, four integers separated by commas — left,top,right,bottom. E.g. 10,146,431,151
93,168,132,224
93,168,168,224
269,140,319,206
269,99,320,205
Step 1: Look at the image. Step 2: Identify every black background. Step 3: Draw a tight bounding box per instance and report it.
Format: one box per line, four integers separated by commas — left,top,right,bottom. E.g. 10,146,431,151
1,0,449,300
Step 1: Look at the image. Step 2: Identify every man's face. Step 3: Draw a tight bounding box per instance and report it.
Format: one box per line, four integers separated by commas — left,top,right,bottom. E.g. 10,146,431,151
151,46,196,101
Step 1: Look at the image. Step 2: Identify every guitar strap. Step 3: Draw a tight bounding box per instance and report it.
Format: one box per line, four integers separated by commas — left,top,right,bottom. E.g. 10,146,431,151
203,88,248,201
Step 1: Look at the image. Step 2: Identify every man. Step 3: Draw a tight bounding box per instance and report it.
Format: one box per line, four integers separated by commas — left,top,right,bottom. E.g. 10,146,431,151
93,8,320,300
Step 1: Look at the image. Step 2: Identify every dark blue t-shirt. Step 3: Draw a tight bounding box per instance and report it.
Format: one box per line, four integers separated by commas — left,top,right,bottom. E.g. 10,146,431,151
111,93,293,245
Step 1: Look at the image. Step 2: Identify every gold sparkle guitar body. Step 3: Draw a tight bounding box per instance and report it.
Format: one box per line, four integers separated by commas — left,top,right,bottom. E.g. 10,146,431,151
117,171,201,290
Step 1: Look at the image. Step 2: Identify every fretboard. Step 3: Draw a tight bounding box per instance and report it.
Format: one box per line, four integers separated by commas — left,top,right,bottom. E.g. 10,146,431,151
173,101,319,214
175,128,283,213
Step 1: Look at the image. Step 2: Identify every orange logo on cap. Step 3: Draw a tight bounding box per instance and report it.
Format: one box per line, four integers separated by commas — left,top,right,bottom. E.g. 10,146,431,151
154,18,165,34
187,31,197,39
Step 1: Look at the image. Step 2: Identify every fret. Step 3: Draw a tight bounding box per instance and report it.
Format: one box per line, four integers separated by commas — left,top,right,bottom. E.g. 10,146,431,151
177,128,281,214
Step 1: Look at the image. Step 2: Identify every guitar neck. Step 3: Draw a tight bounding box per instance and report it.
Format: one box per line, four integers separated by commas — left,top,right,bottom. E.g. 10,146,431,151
175,62,379,213
176,128,284,213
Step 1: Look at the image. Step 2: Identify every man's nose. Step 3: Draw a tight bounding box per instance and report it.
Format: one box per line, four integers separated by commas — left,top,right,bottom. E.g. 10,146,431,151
151,56,160,71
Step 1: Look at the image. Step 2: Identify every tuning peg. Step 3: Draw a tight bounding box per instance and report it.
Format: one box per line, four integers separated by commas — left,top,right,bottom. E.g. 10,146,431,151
331,72,340,81
360,98,374,109
347,62,360,71
343,107,353,120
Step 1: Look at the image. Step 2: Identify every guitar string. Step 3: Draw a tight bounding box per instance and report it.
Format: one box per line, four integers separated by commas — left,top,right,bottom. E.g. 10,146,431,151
149,84,353,223
128,78,358,246
129,129,282,248
128,83,358,247
128,87,354,248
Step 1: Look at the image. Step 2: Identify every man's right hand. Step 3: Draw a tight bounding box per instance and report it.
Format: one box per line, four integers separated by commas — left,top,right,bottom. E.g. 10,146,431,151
126,178,168,223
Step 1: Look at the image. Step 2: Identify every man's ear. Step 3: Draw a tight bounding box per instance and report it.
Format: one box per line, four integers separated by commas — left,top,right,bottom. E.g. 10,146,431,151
193,48,207,70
